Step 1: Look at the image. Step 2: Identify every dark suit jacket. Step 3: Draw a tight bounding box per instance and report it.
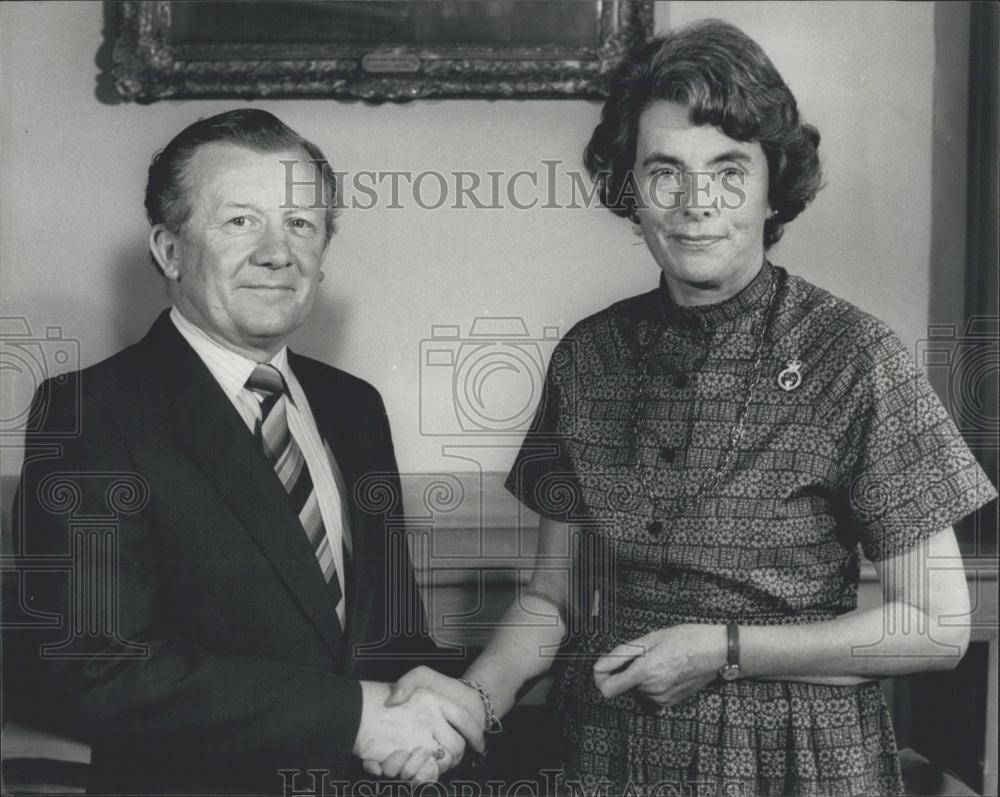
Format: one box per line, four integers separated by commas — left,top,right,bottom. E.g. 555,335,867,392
11,311,440,795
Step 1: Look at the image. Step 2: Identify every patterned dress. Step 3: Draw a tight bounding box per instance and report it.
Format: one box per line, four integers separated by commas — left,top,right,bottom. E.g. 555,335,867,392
504,263,996,796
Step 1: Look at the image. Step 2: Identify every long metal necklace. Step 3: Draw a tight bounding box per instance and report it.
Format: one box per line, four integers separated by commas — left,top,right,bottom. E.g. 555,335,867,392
628,270,784,535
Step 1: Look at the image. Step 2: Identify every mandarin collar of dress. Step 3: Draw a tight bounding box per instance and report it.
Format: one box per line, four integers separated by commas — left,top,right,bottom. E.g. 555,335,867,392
632,261,779,348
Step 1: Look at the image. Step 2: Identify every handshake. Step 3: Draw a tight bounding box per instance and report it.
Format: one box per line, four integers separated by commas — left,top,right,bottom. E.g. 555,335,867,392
352,668,491,784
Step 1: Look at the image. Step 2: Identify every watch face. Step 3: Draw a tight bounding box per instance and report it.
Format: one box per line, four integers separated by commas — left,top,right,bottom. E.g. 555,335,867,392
720,664,741,681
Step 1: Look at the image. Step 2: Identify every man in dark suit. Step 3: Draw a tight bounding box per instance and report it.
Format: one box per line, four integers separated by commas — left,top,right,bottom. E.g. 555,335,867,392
11,109,483,795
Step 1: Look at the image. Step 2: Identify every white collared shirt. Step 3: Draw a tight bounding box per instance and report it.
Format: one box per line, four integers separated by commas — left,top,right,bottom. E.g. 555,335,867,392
170,307,348,626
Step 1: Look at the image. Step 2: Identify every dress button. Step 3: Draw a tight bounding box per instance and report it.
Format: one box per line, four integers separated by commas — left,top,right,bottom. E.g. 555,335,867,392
660,446,676,463
647,520,664,536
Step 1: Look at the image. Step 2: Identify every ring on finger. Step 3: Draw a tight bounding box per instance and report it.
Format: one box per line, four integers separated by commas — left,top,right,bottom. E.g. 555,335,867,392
433,746,447,761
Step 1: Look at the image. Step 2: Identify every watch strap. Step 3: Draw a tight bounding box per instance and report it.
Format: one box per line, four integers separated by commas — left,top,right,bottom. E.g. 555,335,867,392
726,622,740,668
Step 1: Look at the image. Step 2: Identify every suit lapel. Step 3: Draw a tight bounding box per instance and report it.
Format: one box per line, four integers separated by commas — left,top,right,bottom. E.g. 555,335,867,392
141,314,345,659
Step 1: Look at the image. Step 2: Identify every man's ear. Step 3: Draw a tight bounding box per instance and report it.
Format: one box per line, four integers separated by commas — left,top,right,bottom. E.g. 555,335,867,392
149,224,183,281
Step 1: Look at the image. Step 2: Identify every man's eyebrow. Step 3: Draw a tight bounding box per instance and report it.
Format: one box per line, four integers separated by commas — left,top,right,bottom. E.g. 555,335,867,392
281,204,324,214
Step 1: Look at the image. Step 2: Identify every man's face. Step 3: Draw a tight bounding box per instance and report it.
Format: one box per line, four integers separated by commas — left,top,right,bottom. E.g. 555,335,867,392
153,143,329,359
633,100,771,304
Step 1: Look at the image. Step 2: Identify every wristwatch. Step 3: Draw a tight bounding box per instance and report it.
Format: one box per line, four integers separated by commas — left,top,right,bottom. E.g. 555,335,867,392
718,623,742,681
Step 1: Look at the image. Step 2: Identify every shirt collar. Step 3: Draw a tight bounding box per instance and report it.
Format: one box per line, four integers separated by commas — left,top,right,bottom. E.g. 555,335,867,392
169,307,292,401
651,260,777,330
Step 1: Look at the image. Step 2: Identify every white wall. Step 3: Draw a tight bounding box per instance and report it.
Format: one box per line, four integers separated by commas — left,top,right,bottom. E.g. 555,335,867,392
0,1,937,477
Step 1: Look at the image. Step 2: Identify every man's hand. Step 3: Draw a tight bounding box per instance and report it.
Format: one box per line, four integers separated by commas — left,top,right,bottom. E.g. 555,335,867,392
386,666,487,732
353,681,483,782
592,624,725,707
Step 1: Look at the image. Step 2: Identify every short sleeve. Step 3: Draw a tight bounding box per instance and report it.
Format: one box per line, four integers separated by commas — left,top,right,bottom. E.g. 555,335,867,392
504,332,587,523
841,328,997,561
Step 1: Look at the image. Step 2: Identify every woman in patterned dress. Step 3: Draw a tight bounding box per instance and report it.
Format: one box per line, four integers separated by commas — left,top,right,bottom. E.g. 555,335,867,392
378,20,997,796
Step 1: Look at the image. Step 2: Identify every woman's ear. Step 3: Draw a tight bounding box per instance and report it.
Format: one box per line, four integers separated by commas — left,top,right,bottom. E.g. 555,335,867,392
149,224,182,281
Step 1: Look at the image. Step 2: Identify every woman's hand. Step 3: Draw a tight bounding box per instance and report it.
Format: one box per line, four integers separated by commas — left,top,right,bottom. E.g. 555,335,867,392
592,624,726,707
354,683,478,782
385,665,487,734
360,668,488,780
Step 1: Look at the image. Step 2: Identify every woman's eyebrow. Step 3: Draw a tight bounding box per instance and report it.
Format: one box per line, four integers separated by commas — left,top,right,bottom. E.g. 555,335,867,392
641,153,685,168
708,150,753,166
640,150,754,168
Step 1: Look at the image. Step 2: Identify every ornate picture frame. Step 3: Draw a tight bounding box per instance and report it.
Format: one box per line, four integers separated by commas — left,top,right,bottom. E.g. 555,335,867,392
113,1,654,102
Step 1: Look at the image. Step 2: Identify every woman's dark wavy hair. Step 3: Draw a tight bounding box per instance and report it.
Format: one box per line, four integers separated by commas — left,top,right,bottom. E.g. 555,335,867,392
145,109,338,268
584,20,822,249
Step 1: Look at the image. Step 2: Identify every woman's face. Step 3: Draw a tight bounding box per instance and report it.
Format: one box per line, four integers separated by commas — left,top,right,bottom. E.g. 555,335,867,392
633,100,771,305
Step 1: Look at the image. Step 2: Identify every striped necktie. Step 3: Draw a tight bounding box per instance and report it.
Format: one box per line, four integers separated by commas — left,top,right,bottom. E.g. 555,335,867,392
246,364,342,610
